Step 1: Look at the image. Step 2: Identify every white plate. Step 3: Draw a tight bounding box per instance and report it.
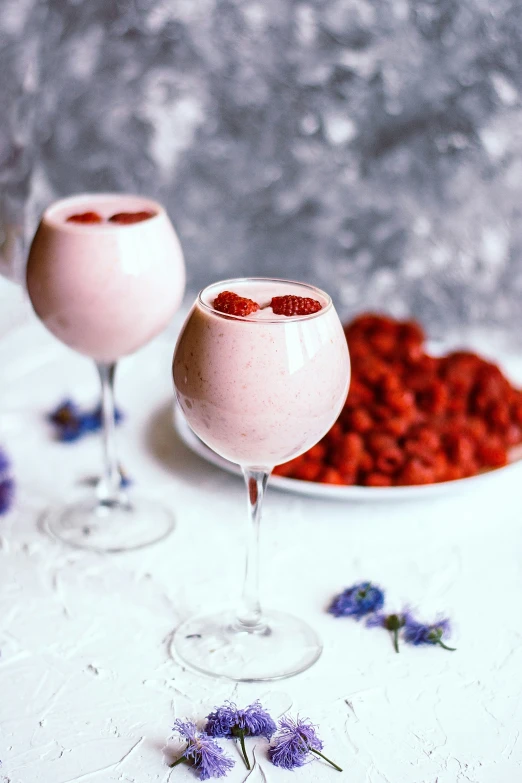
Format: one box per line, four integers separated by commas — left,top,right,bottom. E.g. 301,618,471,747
173,405,522,502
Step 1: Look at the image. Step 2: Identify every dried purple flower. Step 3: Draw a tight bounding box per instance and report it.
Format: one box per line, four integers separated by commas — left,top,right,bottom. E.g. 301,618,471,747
403,616,456,651
48,399,124,442
328,581,385,619
82,403,124,433
367,611,408,653
206,700,276,770
170,720,235,780
0,477,14,515
268,716,342,772
48,400,84,442
118,465,133,488
0,448,11,476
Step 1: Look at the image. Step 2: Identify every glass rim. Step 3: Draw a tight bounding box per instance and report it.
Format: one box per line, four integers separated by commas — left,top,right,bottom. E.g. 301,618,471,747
41,193,167,233
197,277,333,324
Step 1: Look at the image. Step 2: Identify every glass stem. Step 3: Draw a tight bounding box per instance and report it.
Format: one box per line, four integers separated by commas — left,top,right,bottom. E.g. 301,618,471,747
236,468,270,630
96,362,121,505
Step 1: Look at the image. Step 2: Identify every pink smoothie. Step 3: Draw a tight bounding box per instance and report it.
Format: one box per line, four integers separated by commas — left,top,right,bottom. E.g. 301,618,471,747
173,279,350,467
27,194,185,362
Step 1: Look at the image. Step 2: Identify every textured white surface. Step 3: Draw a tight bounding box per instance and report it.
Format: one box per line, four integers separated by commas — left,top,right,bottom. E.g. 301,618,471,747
1,284,521,782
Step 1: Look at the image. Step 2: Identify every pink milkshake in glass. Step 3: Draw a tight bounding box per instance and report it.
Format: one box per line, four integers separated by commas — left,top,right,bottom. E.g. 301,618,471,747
27,193,186,553
27,194,185,362
172,278,350,681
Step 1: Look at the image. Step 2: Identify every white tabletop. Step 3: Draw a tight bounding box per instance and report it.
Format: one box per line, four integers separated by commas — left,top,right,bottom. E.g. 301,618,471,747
0,279,520,783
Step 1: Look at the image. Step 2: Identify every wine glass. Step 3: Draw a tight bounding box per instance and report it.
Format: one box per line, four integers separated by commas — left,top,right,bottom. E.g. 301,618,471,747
172,278,350,680
26,193,185,552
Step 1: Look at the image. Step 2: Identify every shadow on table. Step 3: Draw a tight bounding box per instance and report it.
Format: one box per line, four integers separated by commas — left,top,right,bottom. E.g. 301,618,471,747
144,400,235,490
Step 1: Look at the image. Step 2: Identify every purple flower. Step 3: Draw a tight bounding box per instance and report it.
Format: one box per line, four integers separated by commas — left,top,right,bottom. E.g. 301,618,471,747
0,448,10,476
206,701,276,770
170,720,235,780
367,611,408,653
48,400,84,442
83,403,124,433
0,477,14,515
48,399,124,442
268,716,342,772
206,701,276,740
48,399,81,427
328,581,385,619
403,616,456,651
118,465,133,488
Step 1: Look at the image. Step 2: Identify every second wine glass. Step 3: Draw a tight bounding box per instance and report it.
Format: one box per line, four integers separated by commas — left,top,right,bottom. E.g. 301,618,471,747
27,193,185,552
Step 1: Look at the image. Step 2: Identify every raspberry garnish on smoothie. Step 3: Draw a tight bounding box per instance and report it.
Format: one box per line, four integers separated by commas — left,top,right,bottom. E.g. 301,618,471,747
66,211,103,224
270,295,322,316
213,291,260,317
108,210,156,224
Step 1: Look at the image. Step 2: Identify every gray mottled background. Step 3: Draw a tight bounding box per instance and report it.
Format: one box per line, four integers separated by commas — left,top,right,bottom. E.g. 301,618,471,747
2,0,522,332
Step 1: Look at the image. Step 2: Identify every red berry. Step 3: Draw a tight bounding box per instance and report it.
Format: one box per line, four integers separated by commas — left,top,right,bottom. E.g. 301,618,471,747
363,472,393,487
270,295,322,316
476,439,508,468
306,442,327,461
293,460,323,481
108,210,156,224
319,467,345,485
342,408,373,434
213,290,260,317
66,211,103,224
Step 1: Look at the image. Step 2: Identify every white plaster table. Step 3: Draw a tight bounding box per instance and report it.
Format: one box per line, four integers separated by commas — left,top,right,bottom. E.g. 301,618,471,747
1,279,521,783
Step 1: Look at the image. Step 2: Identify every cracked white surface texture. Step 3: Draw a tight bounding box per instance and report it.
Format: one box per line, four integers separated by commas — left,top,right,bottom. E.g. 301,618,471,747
0,281,521,783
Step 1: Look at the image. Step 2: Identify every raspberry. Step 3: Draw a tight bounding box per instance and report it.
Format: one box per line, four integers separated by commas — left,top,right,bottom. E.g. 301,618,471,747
363,472,393,487
319,467,345,485
66,211,103,224
416,382,448,415
342,407,373,434
273,456,304,477
338,464,357,484
443,432,475,465
213,290,260,317
306,442,327,461
381,416,411,437
366,432,397,456
368,331,397,357
375,447,403,474
293,460,323,481
476,439,507,468
108,210,156,224
396,458,435,486
505,424,522,446
270,295,322,316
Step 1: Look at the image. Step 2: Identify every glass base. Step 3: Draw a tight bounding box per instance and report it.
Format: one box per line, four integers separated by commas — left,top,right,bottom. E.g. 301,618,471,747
42,493,175,553
171,610,322,681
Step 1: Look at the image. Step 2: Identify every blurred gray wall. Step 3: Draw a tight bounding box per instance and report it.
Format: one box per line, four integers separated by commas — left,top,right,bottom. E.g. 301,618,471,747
2,0,522,330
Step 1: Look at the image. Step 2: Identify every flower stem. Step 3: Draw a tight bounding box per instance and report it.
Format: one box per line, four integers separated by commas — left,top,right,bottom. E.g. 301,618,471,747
169,756,187,768
235,729,251,770
437,640,456,652
311,748,343,772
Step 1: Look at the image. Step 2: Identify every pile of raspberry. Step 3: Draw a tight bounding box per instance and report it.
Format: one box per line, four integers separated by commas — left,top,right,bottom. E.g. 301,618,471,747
274,313,522,486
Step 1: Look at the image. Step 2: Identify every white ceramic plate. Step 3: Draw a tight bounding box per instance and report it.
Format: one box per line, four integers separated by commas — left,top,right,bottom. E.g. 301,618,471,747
173,405,522,502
